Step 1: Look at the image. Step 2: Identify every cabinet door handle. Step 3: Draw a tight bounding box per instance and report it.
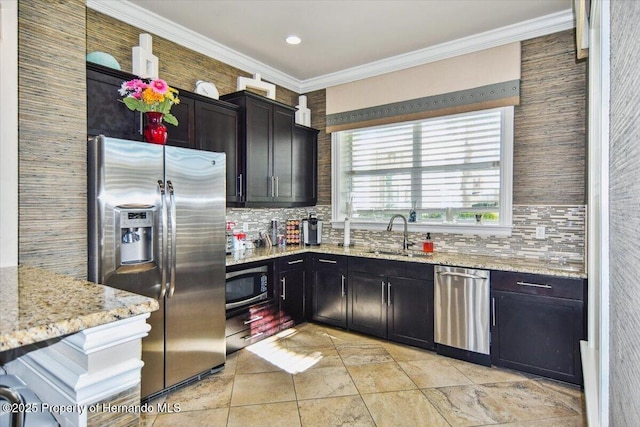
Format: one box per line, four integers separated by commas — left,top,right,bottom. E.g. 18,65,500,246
242,332,264,341
238,174,243,198
341,275,346,297
281,277,286,300
275,176,279,197
387,282,391,306
318,259,337,264
492,297,496,327
287,259,304,265
243,315,264,325
381,280,385,305
517,281,552,289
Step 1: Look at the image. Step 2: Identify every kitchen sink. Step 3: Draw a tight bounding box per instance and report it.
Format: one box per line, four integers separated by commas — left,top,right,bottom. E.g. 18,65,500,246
367,249,403,256
545,265,583,273
366,249,432,258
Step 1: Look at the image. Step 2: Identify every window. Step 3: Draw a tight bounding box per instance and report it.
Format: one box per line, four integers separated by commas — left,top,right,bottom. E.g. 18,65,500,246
332,107,513,235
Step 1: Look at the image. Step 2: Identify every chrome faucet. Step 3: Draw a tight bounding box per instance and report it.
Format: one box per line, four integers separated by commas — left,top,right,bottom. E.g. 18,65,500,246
386,214,413,251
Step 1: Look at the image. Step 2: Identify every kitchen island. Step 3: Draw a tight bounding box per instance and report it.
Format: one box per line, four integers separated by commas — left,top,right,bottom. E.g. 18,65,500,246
0,265,159,426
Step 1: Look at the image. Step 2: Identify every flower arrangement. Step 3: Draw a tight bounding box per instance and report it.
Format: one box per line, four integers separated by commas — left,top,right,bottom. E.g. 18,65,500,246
119,78,180,126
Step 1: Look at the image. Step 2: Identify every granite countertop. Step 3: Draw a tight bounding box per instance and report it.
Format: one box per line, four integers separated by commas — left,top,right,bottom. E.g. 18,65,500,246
0,265,159,352
227,244,587,279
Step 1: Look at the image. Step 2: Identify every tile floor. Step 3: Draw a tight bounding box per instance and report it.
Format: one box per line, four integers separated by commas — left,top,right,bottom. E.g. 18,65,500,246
141,323,586,426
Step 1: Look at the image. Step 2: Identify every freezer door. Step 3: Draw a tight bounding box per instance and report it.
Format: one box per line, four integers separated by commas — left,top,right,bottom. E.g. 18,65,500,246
88,136,165,296
164,146,226,388
87,136,166,398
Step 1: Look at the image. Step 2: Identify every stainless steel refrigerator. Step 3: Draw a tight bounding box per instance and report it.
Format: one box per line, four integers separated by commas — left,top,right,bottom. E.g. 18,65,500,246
88,136,226,399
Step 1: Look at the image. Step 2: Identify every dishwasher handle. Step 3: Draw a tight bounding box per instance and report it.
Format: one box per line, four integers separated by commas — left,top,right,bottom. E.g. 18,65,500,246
436,271,487,280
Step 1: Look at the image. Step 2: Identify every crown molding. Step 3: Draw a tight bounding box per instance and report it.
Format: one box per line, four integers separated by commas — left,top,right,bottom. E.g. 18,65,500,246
86,0,302,92
86,1,574,94
300,9,575,92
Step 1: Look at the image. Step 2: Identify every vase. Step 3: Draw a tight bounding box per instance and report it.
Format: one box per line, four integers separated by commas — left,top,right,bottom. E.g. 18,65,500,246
143,112,168,145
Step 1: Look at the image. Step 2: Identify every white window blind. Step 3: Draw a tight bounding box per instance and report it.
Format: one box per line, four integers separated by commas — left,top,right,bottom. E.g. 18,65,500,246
334,107,513,230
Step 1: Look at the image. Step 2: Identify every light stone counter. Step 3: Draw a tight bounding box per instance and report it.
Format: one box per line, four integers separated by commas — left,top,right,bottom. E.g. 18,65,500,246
227,244,587,279
0,265,159,352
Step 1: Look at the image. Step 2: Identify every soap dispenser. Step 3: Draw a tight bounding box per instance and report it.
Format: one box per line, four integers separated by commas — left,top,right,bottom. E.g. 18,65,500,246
423,233,434,254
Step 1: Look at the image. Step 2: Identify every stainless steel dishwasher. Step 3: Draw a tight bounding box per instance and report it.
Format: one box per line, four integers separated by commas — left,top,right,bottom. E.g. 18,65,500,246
434,266,491,366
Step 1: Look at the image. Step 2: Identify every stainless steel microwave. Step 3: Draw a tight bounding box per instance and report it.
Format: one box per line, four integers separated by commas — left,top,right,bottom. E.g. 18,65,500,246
225,265,269,310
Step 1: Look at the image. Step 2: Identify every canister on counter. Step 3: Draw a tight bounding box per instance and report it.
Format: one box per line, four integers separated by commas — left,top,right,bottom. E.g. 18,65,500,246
285,219,301,245
270,219,278,245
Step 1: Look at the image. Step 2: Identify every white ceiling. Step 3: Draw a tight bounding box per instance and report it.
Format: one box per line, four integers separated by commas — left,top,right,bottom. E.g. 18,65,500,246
90,0,575,92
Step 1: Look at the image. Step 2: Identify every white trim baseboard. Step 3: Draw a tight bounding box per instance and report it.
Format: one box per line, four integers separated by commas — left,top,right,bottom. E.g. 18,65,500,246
581,340,599,427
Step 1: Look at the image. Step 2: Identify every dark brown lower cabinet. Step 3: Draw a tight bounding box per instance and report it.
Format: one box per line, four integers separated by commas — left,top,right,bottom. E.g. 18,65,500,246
311,255,348,328
278,254,308,329
387,273,434,349
348,257,434,349
490,271,586,385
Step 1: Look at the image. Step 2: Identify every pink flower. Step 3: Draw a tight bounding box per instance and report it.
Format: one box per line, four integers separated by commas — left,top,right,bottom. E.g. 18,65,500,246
119,79,147,96
149,79,169,95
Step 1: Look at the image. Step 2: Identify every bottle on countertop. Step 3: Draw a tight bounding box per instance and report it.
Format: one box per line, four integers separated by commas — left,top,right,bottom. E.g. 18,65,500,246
270,219,278,247
423,232,434,254
408,201,417,223
225,221,234,254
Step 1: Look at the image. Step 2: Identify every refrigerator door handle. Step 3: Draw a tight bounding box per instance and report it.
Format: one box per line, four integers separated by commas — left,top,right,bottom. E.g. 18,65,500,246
167,180,177,298
158,179,167,299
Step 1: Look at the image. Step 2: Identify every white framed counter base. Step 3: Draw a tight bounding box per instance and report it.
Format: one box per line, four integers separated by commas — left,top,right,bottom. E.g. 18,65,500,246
5,314,151,426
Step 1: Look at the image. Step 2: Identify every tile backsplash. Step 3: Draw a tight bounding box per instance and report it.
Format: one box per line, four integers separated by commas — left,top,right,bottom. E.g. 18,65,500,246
226,204,585,265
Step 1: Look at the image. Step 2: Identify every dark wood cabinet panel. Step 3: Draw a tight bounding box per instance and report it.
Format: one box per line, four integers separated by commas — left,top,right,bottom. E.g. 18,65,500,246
348,257,435,348
490,271,586,385
194,101,240,200
348,270,387,338
293,125,319,204
87,63,142,141
491,270,584,300
244,97,273,203
272,106,295,201
165,94,195,149
221,91,317,207
388,275,434,349
278,255,308,328
311,255,348,328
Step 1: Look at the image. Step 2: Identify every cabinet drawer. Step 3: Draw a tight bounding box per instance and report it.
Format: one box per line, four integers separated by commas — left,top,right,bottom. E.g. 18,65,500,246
349,257,433,280
226,302,279,336
226,328,268,354
313,254,347,270
279,254,307,269
491,271,585,301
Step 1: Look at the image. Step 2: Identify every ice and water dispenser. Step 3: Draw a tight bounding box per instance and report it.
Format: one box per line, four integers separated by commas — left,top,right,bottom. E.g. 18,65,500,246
115,205,156,267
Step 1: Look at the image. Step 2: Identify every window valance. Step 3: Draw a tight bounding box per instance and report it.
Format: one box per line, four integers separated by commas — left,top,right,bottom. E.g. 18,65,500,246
326,42,521,133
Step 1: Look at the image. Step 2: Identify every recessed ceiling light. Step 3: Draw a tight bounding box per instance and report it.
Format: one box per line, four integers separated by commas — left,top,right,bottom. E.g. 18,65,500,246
285,35,301,45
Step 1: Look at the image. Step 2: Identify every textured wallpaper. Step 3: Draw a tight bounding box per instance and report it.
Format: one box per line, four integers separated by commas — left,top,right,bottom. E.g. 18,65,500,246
18,0,87,277
609,1,640,424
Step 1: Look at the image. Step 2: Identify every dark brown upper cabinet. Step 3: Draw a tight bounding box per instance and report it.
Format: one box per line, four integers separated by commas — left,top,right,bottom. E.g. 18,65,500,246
221,91,318,208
